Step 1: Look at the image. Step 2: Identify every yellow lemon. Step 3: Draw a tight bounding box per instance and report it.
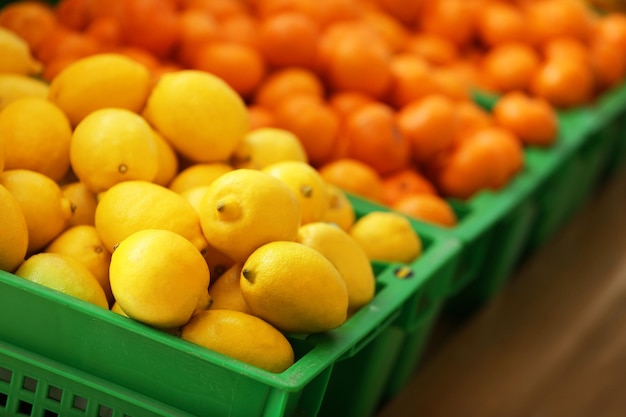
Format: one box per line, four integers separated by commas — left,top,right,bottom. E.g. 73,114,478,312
70,108,159,194
109,229,211,329
0,27,42,75
95,180,208,253
0,184,28,272
209,263,252,314
0,73,49,111
152,129,179,187
241,241,349,334
296,222,375,314
262,161,328,225
230,127,308,170
142,70,249,163
45,225,113,304
0,97,72,182
110,301,128,317
323,183,356,232
199,169,301,262
15,252,109,309
180,186,211,213
48,53,152,127
168,162,233,194
180,309,294,373
349,211,422,264
0,169,74,255
61,181,98,227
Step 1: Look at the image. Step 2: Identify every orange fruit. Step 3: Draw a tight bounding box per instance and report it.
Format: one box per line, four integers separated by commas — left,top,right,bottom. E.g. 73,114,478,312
0,0,58,53
481,42,542,93
492,91,559,147
530,56,595,108
387,53,441,109
391,193,457,228
523,0,594,47
475,1,527,47
396,94,459,165
381,167,437,206
318,158,385,203
341,101,411,175
418,0,478,48
253,67,325,110
402,33,458,66
258,11,320,68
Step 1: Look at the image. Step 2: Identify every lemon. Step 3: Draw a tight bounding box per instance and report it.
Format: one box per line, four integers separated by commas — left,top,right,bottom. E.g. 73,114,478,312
349,211,422,264
296,222,375,314
203,242,236,282
199,169,301,262
95,180,208,253
15,252,109,309
70,108,159,194
209,263,252,314
109,229,211,329
168,162,233,194
0,169,74,255
180,309,294,373
0,97,72,182
110,301,128,317
241,241,349,334
0,73,49,111
0,27,42,75
142,70,249,163
61,181,98,227
323,183,356,232
48,53,152,127
262,161,328,225
45,225,113,304
179,186,211,213
0,184,28,272
230,127,308,170
152,129,179,187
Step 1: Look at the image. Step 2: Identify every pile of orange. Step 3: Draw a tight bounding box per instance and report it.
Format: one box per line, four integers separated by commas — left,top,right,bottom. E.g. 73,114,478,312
2,0,626,229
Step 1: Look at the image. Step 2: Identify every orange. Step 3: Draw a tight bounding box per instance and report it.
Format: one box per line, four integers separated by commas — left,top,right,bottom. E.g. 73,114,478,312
175,9,218,66
523,0,594,47
247,105,276,130
361,9,409,52
481,42,542,93
530,56,595,108
381,167,437,206
391,193,457,228
0,0,58,53
184,0,248,21
257,11,320,69
273,94,340,167
543,37,589,62
55,0,91,31
418,0,478,48
593,12,626,51
327,91,374,119
455,100,495,138
35,27,100,65
403,33,458,66
475,1,527,47
191,40,267,98
374,0,423,26
84,16,123,48
215,13,259,47
253,67,325,110
317,21,392,99
387,53,441,109
341,101,411,175
396,94,459,165
492,91,559,147
318,158,385,203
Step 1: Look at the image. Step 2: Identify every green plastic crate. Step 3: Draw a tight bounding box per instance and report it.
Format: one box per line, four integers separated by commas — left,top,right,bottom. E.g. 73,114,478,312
0,213,461,417
318,199,462,417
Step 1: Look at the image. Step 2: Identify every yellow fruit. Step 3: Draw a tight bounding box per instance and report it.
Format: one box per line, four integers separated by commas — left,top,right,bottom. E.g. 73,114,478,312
203,241,236,281
231,127,308,170
349,211,422,264
296,222,375,314
48,53,152,127
0,73,49,111
95,180,208,253
209,263,252,314
168,162,233,194
61,181,98,227
0,97,72,182
199,169,301,262
180,186,211,213
15,252,109,309
0,27,42,75
109,229,211,329
45,225,113,304
70,108,159,194
323,183,356,232
143,70,249,163
110,301,128,317
241,241,349,334
0,184,28,272
0,169,74,255
152,129,179,187
0,135,4,173
262,161,328,225
180,309,294,373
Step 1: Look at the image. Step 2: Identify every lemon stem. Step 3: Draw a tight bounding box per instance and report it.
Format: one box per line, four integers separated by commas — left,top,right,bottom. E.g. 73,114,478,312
242,269,255,283
300,185,313,198
118,164,128,173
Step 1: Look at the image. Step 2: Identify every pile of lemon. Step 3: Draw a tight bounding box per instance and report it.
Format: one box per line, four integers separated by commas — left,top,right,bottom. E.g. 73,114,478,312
0,49,423,373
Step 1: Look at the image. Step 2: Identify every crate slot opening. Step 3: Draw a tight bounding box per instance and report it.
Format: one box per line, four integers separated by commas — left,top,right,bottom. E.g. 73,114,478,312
98,404,114,417
73,395,88,411
0,392,8,407
47,386,62,402
43,409,58,417
22,376,37,392
0,367,12,383
18,399,33,415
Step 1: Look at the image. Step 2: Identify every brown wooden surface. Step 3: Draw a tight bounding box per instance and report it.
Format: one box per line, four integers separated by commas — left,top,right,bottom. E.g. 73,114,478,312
376,166,626,417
